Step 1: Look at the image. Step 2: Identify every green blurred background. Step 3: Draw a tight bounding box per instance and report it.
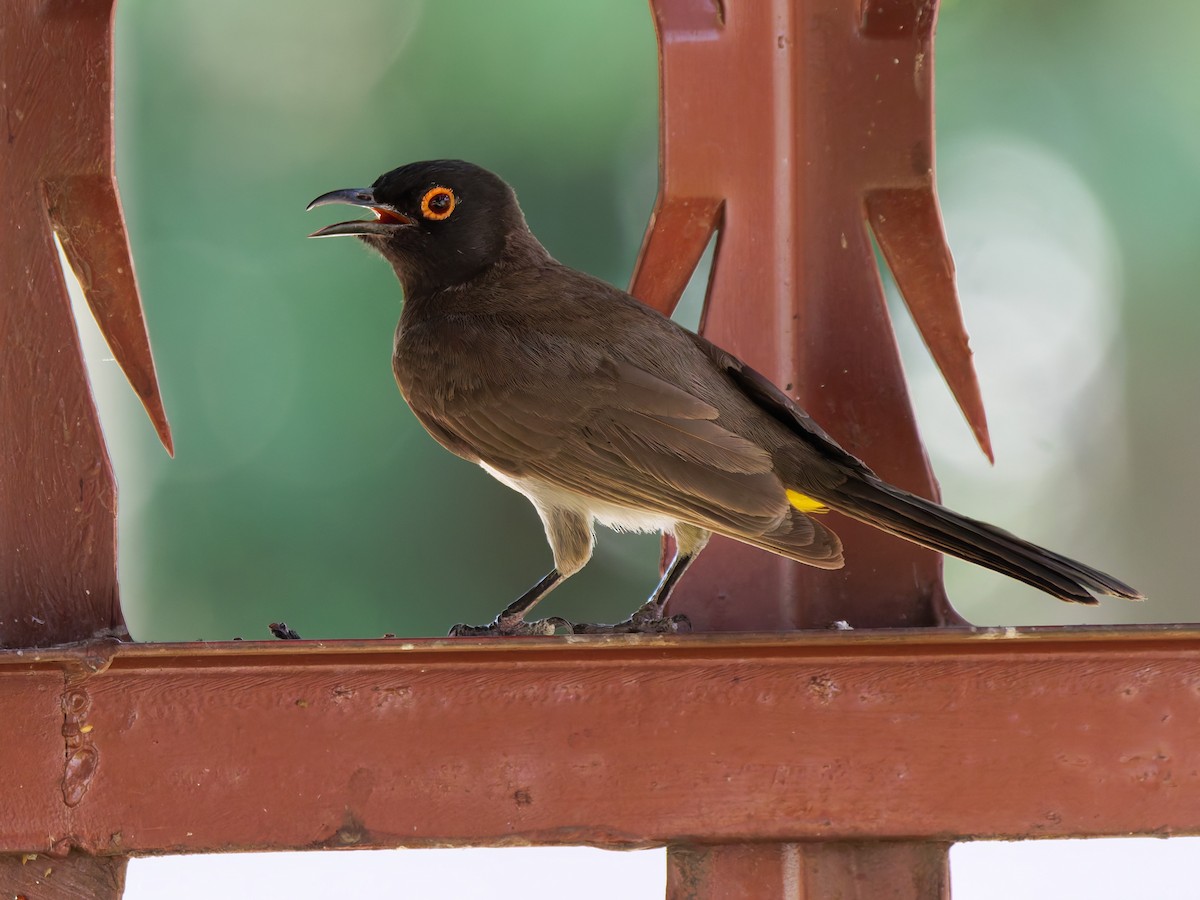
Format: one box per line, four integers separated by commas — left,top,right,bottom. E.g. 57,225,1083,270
86,0,1194,641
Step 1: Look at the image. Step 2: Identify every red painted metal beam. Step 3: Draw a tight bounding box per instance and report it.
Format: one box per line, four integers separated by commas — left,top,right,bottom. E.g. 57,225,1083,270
2,627,1197,857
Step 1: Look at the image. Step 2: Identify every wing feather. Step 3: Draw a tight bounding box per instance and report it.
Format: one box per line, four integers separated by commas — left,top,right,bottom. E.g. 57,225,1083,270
432,358,794,534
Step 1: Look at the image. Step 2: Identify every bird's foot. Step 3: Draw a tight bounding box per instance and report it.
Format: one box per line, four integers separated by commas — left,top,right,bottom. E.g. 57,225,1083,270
270,622,302,640
570,603,691,635
448,615,570,637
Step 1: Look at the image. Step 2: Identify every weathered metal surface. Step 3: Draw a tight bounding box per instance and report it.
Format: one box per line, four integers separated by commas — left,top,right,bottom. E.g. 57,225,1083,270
632,0,979,631
668,845,804,900
668,842,951,900
0,627,1196,856
796,842,951,900
0,851,127,899
0,0,171,651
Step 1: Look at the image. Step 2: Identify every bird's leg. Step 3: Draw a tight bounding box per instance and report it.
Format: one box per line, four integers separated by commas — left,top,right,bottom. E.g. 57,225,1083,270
638,546,700,622
448,569,569,636
451,507,592,636
571,525,710,635
568,550,695,635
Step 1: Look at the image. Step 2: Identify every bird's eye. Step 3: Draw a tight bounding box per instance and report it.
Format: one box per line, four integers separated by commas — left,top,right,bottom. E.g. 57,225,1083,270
420,187,456,221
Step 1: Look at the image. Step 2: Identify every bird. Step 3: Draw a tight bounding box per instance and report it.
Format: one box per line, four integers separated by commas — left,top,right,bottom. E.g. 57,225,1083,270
307,159,1143,636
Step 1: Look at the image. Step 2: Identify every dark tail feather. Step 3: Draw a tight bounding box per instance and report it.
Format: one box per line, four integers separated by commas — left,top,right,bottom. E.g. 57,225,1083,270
825,476,1144,605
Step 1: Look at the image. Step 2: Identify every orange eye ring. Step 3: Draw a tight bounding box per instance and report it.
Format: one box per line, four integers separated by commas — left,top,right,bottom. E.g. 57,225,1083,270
420,186,456,221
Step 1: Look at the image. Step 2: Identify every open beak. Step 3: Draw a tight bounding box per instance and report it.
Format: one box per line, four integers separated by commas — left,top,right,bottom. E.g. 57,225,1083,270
306,187,416,238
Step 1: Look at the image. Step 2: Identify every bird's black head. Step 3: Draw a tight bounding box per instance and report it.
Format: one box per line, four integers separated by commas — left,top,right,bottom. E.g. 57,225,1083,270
308,160,540,294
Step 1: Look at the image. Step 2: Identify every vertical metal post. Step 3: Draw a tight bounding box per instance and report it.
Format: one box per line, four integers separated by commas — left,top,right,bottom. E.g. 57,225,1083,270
1,0,171,893
668,843,951,900
631,0,982,895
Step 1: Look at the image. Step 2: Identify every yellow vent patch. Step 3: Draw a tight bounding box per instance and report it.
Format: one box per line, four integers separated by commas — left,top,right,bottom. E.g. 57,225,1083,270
787,490,829,514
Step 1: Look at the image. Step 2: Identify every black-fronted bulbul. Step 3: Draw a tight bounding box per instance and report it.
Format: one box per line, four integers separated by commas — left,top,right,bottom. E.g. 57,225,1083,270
308,159,1142,635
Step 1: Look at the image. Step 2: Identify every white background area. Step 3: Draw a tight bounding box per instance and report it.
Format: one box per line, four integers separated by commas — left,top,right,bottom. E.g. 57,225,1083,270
126,840,1200,899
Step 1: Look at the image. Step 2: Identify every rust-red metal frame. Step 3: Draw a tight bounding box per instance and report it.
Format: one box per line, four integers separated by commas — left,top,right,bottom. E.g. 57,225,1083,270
1,1,1182,899
3,628,1199,858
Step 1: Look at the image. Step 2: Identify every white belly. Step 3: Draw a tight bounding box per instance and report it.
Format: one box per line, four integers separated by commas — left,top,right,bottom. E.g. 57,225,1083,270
479,463,679,535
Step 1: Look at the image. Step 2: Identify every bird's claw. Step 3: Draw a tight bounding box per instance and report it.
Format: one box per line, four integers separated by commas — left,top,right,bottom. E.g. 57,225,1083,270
447,605,693,637
270,622,302,640
448,616,570,637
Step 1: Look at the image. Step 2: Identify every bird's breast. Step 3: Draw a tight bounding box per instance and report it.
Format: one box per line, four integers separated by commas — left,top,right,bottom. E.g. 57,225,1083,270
392,316,496,417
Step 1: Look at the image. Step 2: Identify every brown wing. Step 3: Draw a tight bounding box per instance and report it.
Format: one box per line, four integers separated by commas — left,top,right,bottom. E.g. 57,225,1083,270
513,361,843,567
686,333,876,479
433,357,791,533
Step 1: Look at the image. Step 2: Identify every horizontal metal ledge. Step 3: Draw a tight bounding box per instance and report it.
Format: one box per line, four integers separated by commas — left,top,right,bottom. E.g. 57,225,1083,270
2,624,1198,855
